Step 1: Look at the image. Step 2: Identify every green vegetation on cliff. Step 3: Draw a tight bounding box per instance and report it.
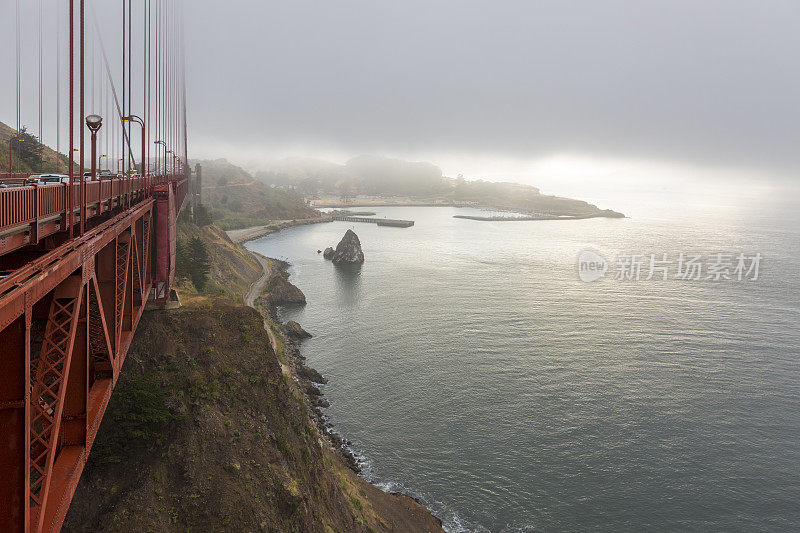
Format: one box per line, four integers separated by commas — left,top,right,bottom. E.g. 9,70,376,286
193,158,319,230
174,221,262,300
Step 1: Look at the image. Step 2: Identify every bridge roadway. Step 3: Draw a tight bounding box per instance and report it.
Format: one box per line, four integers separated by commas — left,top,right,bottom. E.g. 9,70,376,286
0,175,163,258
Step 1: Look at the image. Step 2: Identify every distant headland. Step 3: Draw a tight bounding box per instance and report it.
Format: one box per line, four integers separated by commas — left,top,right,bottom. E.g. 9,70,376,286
255,155,625,219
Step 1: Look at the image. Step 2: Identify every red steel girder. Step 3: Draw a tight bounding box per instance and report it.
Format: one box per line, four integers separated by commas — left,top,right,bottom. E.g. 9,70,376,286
87,277,114,382
28,276,84,530
0,196,168,533
114,234,130,352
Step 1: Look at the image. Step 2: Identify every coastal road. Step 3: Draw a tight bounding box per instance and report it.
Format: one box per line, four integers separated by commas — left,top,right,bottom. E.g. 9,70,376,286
244,253,290,376
226,216,332,244
227,225,274,244
245,253,270,307
201,179,256,190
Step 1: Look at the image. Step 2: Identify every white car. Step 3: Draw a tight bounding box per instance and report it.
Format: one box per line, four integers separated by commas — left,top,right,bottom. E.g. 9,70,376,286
27,174,82,185
39,174,71,184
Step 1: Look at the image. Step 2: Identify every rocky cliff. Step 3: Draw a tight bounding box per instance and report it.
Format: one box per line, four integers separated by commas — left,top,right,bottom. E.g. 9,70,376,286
63,222,442,532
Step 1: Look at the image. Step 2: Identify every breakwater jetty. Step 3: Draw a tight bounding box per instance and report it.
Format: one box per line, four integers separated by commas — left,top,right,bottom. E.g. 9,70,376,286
453,212,621,221
332,215,414,228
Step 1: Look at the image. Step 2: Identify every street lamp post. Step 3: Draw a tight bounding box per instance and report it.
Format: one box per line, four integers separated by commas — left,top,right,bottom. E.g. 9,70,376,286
12,136,22,174
98,154,108,210
154,140,167,183
122,115,145,200
167,150,175,178
7,139,14,175
85,114,103,234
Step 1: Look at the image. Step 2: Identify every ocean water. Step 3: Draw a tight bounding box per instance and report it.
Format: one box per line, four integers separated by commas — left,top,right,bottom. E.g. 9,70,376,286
246,192,800,532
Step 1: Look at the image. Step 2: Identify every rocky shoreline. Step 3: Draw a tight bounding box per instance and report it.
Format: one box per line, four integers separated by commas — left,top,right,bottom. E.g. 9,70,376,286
255,259,365,474
234,222,370,474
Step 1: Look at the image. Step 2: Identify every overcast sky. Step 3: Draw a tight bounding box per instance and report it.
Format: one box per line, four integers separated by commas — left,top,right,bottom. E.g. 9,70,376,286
2,1,799,193
183,1,799,178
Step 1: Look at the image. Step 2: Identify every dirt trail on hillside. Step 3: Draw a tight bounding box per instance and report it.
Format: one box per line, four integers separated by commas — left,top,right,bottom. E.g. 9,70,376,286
244,253,289,375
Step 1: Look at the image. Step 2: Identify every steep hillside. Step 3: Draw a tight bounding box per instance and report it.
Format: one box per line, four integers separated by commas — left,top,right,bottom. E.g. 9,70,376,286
175,221,261,301
0,119,69,174
193,158,319,230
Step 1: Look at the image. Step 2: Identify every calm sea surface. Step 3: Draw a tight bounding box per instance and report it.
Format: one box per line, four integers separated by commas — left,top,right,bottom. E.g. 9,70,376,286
247,192,800,532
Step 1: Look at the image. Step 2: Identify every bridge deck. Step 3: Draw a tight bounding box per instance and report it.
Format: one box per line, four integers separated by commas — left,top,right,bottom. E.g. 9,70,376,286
0,175,178,259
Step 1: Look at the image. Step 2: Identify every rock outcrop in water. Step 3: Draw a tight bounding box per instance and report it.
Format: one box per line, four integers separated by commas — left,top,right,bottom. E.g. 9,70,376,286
322,246,335,260
264,260,306,306
285,320,312,340
331,230,365,264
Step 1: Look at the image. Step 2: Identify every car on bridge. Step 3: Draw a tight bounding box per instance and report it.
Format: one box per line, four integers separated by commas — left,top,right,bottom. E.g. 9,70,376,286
25,174,70,185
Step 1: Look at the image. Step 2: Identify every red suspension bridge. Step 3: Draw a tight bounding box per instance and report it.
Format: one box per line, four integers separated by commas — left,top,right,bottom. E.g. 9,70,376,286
1,1,197,531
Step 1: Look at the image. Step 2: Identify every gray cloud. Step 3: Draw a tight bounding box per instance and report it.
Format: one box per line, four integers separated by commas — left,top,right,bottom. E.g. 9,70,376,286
3,1,799,179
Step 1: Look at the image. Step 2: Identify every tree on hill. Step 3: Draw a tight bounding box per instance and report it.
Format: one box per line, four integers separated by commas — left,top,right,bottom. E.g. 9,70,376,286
1,121,69,173
177,236,211,290
3,126,44,172
194,204,213,226
17,127,43,167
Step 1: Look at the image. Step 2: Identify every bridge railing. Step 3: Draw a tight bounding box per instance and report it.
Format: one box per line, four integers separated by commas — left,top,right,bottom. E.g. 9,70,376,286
0,174,185,250
38,183,66,216
0,186,37,229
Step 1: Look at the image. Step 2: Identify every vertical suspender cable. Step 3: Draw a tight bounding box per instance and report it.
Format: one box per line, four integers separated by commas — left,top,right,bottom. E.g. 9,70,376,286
92,7,136,172
103,62,106,169
122,0,126,201
144,0,148,181
168,0,171,175
69,0,74,237
156,0,160,178
127,0,132,202
157,0,161,179
164,0,167,177
39,0,44,172
57,2,61,172
173,0,176,173
91,31,94,114
165,0,168,176
182,0,187,173
147,0,151,182
15,0,21,173
80,0,85,235
172,1,176,172
154,0,158,178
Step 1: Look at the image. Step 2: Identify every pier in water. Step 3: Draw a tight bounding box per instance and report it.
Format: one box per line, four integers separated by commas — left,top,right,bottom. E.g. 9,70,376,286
331,215,414,227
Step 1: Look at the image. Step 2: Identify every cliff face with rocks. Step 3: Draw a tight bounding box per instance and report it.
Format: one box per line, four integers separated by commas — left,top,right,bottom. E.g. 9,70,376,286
331,230,365,264
63,222,442,533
